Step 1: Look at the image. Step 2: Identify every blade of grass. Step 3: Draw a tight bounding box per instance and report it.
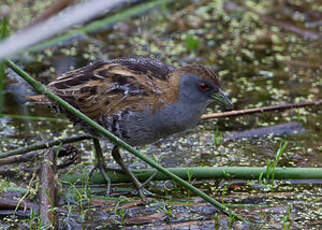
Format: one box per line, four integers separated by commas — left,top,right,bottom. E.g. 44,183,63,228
14,172,37,215
272,141,288,182
265,160,271,185
6,60,250,224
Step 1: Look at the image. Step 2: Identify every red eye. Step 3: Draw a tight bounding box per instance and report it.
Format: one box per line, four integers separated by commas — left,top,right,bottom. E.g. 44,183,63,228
199,83,210,91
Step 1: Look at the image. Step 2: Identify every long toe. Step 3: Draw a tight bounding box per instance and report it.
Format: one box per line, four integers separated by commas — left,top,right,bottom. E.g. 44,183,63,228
112,145,154,201
90,161,112,195
98,162,112,195
134,187,155,202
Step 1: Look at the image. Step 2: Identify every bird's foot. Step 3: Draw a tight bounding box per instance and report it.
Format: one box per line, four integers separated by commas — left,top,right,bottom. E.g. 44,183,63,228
111,146,158,202
127,169,159,201
89,161,111,195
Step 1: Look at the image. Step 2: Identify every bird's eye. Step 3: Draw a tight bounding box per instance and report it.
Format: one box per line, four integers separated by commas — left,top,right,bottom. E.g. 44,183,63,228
199,83,210,91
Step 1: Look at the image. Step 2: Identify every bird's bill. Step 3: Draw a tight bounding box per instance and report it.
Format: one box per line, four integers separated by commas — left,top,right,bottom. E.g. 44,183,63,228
212,89,233,110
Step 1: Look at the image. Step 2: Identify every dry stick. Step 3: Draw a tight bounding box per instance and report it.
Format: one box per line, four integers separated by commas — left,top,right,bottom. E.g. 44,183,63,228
0,198,38,213
0,150,44,166
0,144,80,167
0,134,91,159
39,149,57,228
201,100,322,120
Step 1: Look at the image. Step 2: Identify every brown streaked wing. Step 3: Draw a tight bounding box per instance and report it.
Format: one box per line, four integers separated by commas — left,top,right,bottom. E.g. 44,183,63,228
47,58,177,119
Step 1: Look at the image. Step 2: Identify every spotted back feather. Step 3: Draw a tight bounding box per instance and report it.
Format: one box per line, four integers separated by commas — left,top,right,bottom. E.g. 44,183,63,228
45,58,178,119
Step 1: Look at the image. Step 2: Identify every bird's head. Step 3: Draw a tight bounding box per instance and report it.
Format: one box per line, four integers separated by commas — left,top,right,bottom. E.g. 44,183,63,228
174,64,233,110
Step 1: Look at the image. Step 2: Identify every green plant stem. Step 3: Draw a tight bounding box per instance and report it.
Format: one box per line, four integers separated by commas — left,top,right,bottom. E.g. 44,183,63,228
0,134,91,159
6,60,249,223
62,167,322,184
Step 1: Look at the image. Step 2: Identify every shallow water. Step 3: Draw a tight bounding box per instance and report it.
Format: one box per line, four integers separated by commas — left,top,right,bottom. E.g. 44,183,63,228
0,0,321,229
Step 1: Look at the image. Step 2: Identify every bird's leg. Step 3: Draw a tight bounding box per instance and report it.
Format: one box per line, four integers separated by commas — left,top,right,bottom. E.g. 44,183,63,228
89,138,111,194
111,145,147,200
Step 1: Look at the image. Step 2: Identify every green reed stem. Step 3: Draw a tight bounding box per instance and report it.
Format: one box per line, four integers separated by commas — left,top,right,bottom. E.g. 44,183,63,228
63,167,322,184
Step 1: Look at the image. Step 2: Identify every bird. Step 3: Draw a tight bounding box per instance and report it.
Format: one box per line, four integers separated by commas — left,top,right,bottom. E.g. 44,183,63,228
30,57,233,199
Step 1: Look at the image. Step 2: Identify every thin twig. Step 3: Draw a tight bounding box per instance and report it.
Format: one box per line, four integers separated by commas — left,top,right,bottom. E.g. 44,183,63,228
0,134,91,159
201,100,322,120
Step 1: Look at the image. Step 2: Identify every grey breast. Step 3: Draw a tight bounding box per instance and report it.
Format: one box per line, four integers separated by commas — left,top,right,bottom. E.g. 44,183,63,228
116,98,208,146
